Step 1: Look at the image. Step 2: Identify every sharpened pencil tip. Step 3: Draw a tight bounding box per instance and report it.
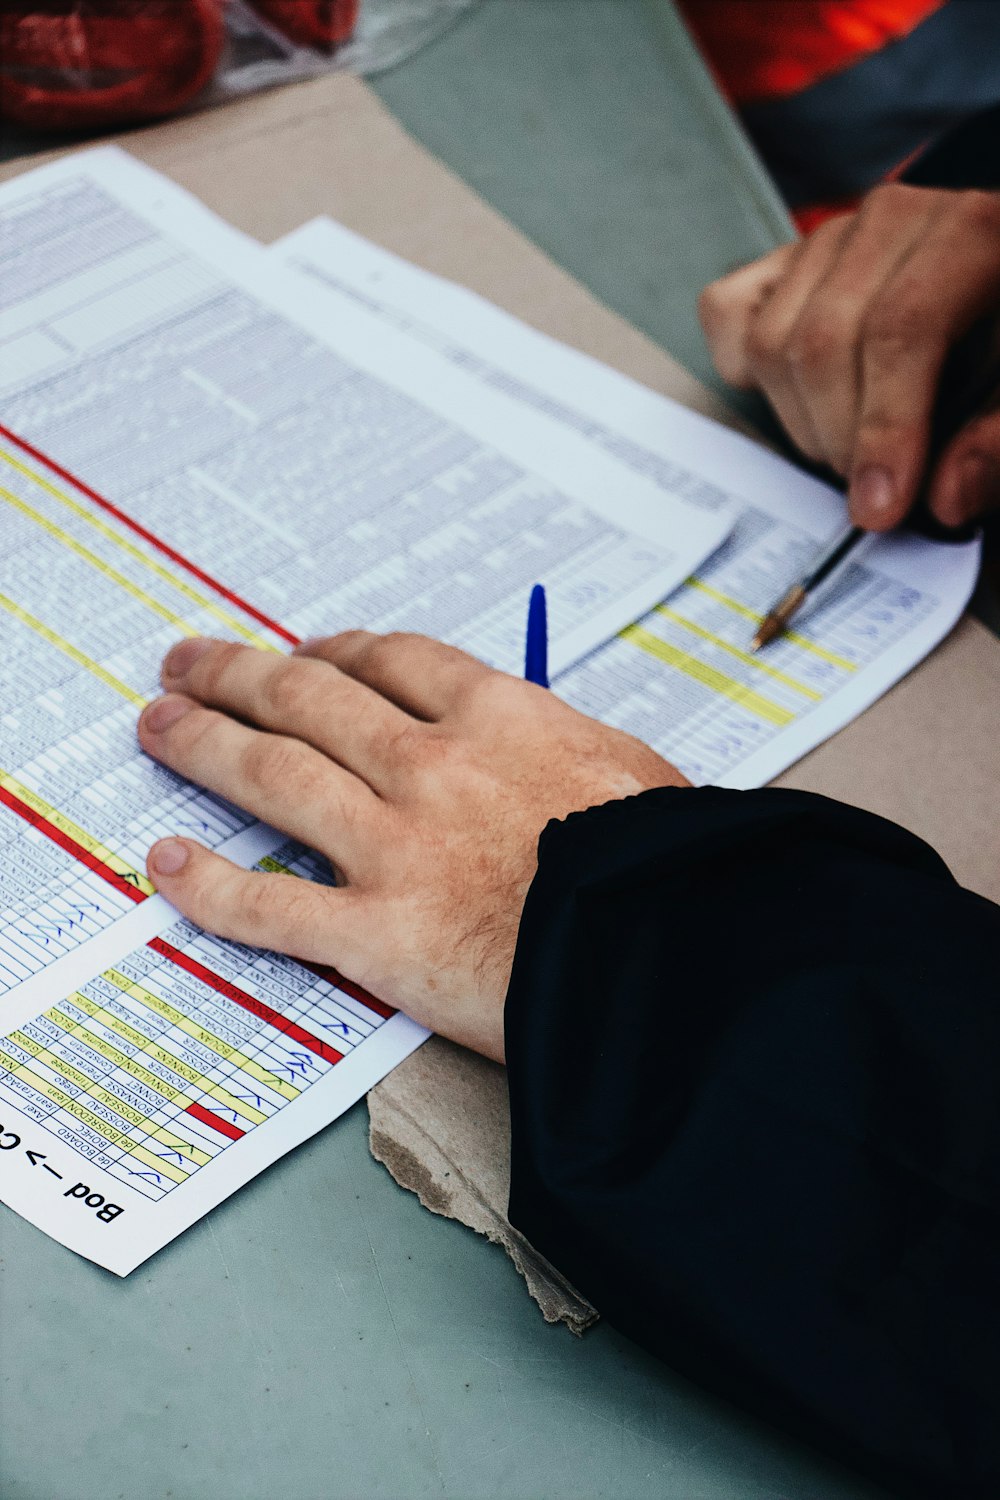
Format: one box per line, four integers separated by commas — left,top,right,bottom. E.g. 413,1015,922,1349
752,585,807,652
751,617,781,651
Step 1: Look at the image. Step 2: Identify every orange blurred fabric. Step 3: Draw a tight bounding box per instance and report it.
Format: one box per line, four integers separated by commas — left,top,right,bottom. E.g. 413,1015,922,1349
678,0,947,104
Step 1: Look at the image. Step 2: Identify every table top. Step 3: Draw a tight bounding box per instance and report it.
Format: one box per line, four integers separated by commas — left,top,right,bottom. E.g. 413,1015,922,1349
1,5,891,1497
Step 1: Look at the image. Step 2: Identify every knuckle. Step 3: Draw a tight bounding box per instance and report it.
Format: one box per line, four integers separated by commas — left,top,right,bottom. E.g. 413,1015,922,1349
816,210,851,239
461,669,519,715
196,640,244,695
744,315,783,371
865,181,924,220
385,720,432,766
786,314,844,379
171,851,228,925
326,627,370,658
241,735,315,796
349,631,406,675
867,182,903,212
857,405,929,456
697,281,726,331
188,859,222,914
958,188,1000,238
264,662,313,719
365,630,421,667
243,874,275,928
240,871,311,945
247,870,292,925
855,410,924,449
861,292,927,359
169,703,216,755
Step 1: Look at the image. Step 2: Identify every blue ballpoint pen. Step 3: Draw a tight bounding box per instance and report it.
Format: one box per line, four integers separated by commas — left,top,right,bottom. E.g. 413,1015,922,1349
524,583,549,688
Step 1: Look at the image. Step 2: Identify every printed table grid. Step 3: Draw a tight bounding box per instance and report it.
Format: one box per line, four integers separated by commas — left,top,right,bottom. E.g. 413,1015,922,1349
0,918,392,1202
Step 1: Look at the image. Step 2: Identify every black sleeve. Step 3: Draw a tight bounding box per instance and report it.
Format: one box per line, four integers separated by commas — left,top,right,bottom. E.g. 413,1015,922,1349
505,787,1000,1500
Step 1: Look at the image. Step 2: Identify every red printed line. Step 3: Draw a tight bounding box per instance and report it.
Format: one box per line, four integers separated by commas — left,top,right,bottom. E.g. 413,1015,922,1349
0,783,146,904
185,1100,245,1141
304,961,396,1021
148,937,344,1065
0,422,299,645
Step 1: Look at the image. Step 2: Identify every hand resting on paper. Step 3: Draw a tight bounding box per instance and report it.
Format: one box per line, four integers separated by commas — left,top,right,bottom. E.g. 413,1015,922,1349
137,631,687,1063
698,184,1000,531
135,632,1000,1499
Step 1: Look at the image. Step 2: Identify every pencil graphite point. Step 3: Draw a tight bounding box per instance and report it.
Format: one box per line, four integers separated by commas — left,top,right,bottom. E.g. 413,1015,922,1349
750,618,779,652
751,584,807,652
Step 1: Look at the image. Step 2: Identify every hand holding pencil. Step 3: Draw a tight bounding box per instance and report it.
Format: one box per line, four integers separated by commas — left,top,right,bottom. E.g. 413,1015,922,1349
698,182,1000,646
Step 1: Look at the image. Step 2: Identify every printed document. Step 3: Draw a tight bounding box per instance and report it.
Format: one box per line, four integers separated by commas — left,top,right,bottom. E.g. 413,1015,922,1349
276,218,981,788
0,148,728,1274
0,151,981,1275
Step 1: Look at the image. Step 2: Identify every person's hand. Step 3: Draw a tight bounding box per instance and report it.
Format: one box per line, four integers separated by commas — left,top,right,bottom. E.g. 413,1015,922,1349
137,632,687,1062
698,184,1000,531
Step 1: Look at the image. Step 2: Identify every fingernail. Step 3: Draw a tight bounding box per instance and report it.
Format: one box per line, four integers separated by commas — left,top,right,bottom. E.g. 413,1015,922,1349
149,838,188,876
850,464,896,526
163,637,213,680
142,695,192,734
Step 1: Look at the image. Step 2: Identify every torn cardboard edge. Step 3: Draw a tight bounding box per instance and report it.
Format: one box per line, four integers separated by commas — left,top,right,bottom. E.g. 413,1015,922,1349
367,1036,597,1335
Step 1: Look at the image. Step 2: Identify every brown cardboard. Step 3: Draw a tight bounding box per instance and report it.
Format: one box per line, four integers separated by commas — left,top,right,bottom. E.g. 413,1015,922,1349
367,1037,597,1334
4,75,997,1330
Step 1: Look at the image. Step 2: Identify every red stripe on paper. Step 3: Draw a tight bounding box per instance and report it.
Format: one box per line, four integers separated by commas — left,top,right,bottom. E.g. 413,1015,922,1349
0,783,146,903
148,937,344,1065
0,422,299,645
304,962,396,1020
185,1100,245,1141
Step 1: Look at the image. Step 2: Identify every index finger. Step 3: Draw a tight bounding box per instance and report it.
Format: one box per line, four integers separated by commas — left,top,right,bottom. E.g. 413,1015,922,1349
161,636,418,790
698,241,799,388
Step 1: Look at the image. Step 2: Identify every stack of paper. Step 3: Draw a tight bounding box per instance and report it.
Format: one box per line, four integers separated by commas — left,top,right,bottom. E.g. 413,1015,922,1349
275,218,982,789
0,147,980,1273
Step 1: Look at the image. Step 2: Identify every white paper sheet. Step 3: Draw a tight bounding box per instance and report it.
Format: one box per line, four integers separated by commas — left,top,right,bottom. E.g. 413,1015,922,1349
275,218,982,788
0,148,728,678
0,148,731,1275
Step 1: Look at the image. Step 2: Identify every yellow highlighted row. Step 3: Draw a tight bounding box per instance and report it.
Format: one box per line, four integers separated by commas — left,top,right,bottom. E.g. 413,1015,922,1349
48,1001,216,1159
104,968,300,1103
0,766,155,896
0,592,147,708
1,484,199,638
64,990,268,1123
0,447,275,648
0,1049,189,1183
621,624,795,727
655,604,821,701
8,1028,207,1177
683,577,858,672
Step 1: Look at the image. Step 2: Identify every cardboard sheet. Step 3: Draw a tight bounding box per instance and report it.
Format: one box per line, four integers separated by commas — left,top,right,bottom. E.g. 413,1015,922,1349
5,75,997,1324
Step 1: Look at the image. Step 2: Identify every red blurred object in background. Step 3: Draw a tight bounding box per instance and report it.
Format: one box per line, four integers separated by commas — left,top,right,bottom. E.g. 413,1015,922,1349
0,0,360,131
250,0,359,52
0,0,226,129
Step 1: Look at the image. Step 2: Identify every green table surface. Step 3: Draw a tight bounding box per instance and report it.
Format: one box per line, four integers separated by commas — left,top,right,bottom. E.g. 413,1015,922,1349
2,4,891,1497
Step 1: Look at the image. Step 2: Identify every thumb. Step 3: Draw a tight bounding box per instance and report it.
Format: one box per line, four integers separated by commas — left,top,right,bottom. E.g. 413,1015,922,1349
146,836,349,962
